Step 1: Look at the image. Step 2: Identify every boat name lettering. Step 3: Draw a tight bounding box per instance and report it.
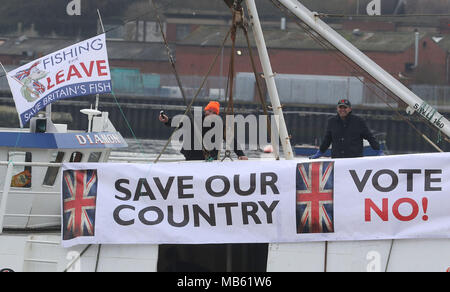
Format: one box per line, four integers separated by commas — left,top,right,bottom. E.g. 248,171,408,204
415,102,444,128
75,133,122,145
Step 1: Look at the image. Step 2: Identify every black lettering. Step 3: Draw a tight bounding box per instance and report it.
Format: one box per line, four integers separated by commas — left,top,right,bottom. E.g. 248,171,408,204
398,169,421,192
234,174,256,196
217,202,239,225
258,200,279,223
138,206,163,225
349,170,372,192
178,176,194,199
115,179,131,201
261,172,279,195
193,204,216,227
167,205,189,227
425,169,442,191
372,169,398,192
113,205,135,226
241,202,261,224
206,176,230,197
134,178,156,201
154,176,175,200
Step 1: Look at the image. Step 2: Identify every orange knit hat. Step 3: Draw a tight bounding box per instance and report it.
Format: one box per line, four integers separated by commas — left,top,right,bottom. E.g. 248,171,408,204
204,101,220,114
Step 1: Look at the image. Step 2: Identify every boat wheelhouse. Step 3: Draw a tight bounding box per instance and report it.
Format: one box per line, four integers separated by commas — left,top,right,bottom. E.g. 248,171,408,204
0,112,127,230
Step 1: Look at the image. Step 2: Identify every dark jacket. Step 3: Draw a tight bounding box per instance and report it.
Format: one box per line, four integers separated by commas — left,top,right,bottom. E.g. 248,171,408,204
319,112,380,158
165,114,245,161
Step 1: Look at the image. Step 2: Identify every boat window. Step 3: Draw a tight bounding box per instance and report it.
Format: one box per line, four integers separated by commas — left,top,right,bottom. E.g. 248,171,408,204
88,152,102,162
42,152,65,187
8,151,32,188
70,152,83,163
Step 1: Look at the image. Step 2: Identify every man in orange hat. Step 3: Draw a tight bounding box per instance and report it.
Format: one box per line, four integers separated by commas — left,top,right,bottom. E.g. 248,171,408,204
157,101,248,272
159,101,248,161
204,100,220,116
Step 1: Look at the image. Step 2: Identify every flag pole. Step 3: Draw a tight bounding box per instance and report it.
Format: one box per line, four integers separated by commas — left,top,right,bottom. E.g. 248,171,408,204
97,9,105,34
0,62,23,128
0,62,7,75
94,9,105,115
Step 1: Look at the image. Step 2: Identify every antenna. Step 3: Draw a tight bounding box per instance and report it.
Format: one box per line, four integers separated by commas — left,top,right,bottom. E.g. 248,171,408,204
97,9,105,34
89,9,105,132
0,62,7,75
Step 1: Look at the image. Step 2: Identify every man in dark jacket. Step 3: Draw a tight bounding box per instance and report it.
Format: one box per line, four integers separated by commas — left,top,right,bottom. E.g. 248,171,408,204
311,99,382,159
159,101,248,161
157,101,250,272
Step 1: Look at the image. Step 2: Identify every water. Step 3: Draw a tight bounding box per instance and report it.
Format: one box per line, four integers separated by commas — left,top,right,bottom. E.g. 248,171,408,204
111,138,283,161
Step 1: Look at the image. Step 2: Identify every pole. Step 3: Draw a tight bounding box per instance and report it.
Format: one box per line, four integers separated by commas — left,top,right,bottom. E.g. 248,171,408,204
97,9,105,34
245,0,294,160
0,62,7,75
0,162,14,234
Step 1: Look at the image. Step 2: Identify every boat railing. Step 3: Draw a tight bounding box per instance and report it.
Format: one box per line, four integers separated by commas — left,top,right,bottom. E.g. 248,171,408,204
107,155,184,163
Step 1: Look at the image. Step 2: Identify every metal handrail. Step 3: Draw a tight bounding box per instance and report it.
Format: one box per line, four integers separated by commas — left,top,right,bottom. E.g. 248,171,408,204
0,161,63,167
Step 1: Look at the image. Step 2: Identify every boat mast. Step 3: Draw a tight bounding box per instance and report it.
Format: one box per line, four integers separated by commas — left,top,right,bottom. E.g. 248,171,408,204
276,0,450,139
245,0,294,160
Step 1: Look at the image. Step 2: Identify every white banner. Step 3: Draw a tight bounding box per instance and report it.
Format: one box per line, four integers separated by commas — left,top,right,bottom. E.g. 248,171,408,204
61,153,450,247
5,34,111,127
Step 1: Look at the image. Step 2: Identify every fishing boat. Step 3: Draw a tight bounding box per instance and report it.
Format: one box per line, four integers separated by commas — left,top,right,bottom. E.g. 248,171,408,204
1,0,450,273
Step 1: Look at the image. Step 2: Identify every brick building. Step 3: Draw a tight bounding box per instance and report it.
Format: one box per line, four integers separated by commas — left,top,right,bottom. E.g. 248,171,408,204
174,25,450,85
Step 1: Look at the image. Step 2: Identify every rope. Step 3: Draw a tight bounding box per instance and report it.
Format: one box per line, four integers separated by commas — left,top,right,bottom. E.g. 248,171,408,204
111,90,146,155
150,0,189,107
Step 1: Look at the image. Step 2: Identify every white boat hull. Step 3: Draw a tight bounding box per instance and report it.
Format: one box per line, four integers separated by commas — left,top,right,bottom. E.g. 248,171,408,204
267,239,450,272
0,233,158,272
2,232,450,271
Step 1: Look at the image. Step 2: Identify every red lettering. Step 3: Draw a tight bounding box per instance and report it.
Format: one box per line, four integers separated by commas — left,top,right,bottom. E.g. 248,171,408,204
392,198,419,221
46,77,55,90
55,70,65,85
96,60,108,76
67,65,82,81
365,198,388,222
80,61,95,77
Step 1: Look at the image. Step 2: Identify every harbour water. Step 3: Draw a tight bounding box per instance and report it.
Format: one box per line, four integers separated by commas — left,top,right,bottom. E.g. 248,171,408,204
111,138,282,161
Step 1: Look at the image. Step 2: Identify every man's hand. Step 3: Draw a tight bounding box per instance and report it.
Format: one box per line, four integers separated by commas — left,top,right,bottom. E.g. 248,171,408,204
238,156,249,160
159,114,168,123
309,150,324,159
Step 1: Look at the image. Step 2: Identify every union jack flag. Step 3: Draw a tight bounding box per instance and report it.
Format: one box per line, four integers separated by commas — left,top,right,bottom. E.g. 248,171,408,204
13,61,46,95
296,162,334,234
14,62,40,81
62,169,98,240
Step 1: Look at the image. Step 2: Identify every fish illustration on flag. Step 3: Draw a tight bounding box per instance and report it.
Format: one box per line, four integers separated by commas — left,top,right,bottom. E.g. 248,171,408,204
296,161,334,234
62,169,98,240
